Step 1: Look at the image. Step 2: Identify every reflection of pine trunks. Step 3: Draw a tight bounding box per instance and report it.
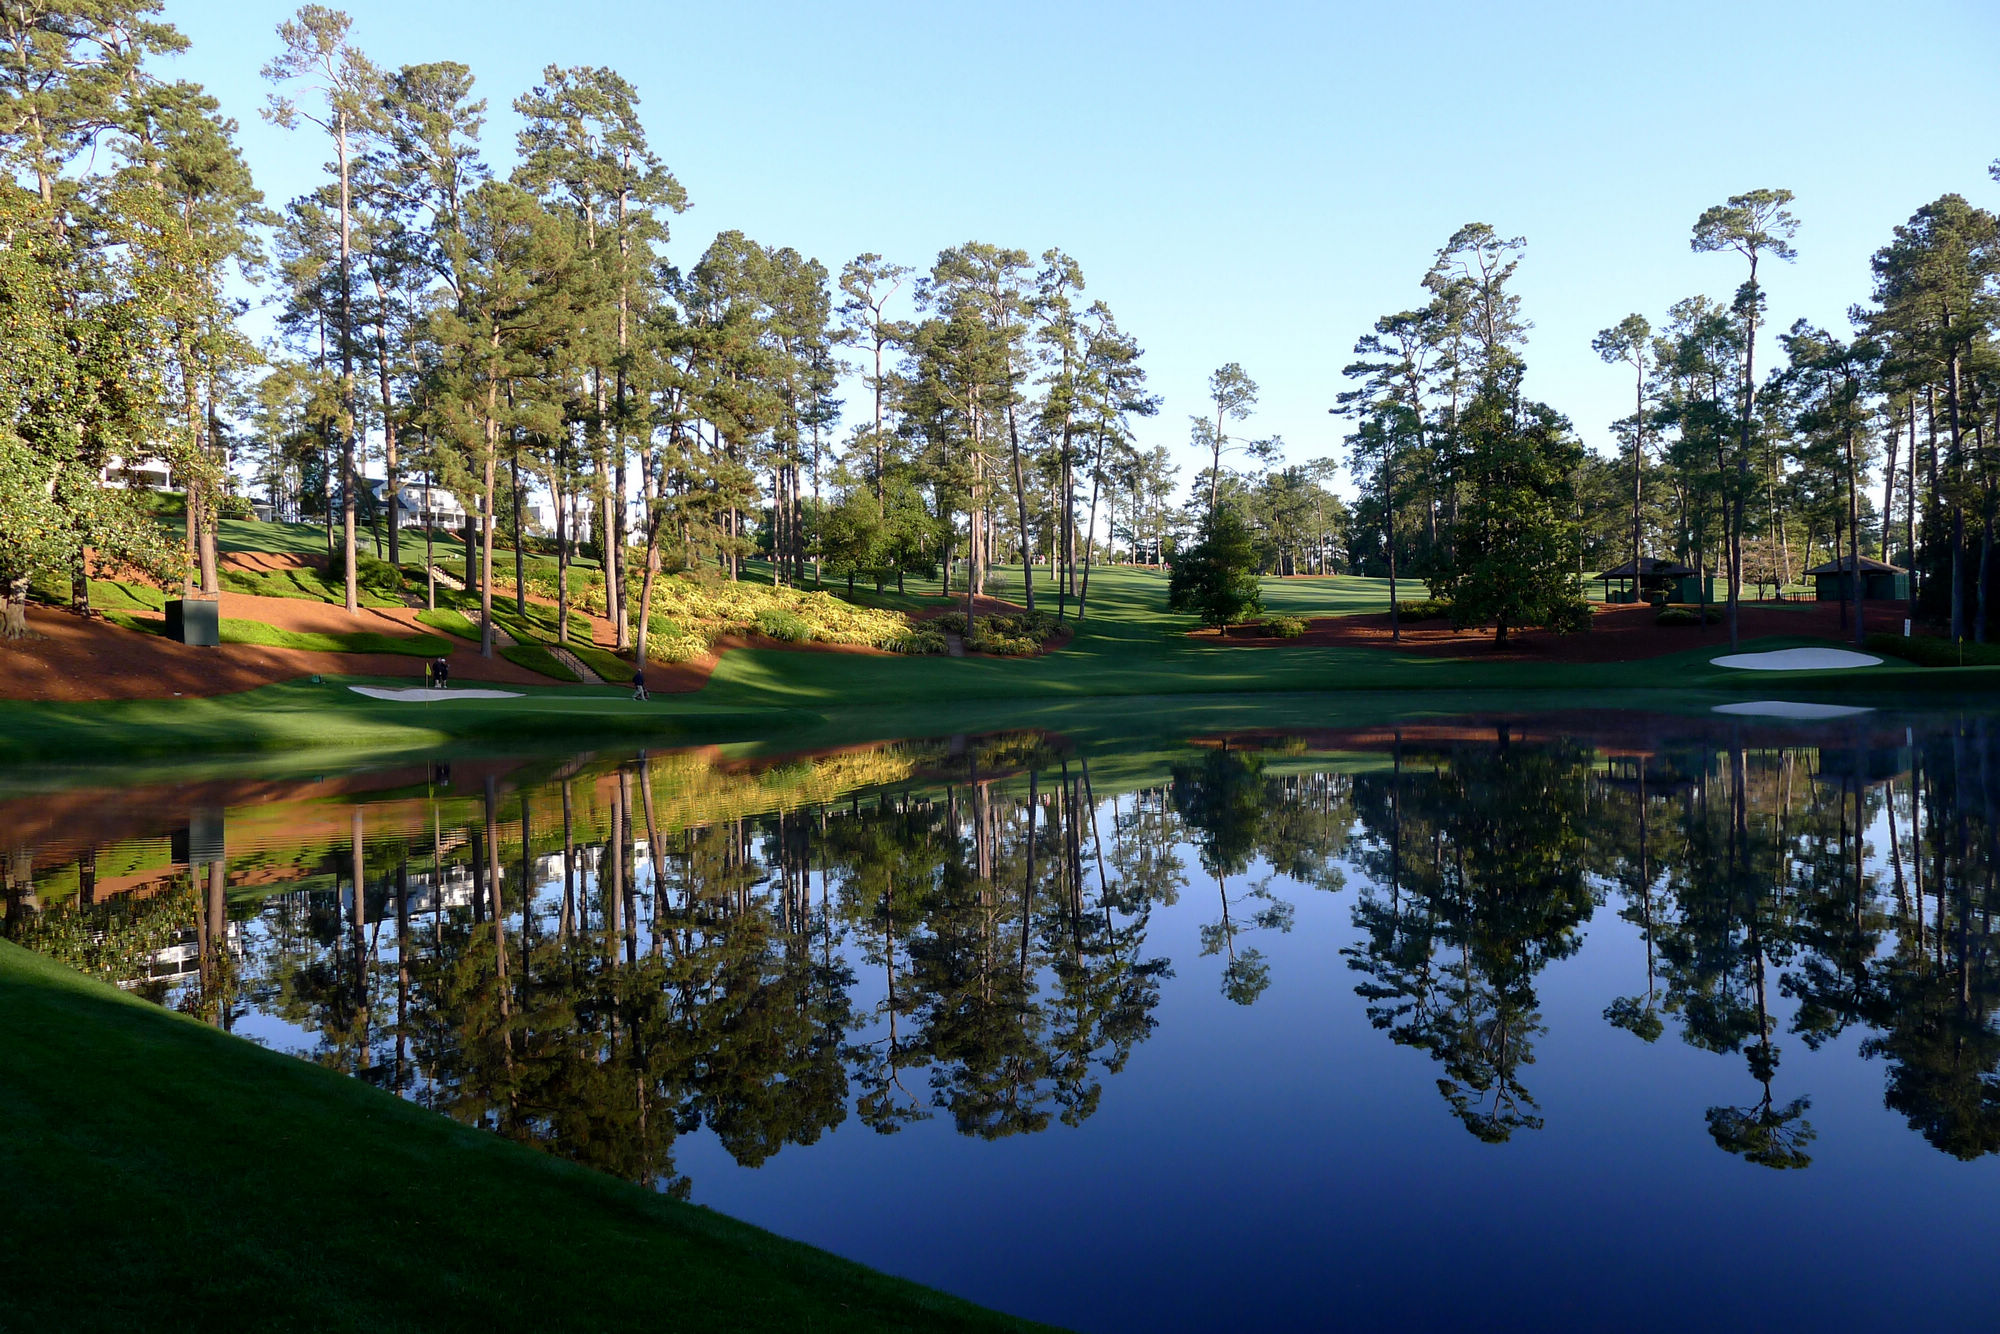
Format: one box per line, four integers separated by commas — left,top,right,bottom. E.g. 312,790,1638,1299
395,858,409,1089
606,776,623,966
24,722,2000,1183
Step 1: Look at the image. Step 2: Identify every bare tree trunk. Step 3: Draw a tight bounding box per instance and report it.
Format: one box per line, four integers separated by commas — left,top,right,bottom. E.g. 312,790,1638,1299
511,445,525,616
554,467,569,642
1079,425,1107,621
480,374,500,660
635,445,662,668
1883,413,1900,565
371,272,401,570
1,576,28,639
1845,417,1864,648
336,109,359,615
1007,401,1034,612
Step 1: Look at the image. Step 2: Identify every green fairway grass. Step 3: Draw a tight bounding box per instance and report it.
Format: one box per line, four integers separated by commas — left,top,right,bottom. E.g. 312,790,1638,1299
0,941,1060,1334
7,566,1984,765
99,610,454,658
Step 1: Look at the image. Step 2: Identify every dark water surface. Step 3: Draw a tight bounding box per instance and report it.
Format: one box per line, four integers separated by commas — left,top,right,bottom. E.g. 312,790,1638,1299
7,708,2000,1332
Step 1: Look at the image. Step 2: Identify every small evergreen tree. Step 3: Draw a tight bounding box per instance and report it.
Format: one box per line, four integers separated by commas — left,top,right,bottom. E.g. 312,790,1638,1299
1170,506,1264,633
1429,391,1590,644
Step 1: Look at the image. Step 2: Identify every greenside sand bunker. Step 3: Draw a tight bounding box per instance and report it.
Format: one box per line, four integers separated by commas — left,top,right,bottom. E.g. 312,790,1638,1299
1711,648,1882,671
348,686,524,702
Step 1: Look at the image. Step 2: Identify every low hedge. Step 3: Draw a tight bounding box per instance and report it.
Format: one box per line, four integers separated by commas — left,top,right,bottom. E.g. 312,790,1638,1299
931,610,1062,656
1265,615,1309,638
1657,605,1721,627
754,607,812,642
1866,632,2000,667
1394,598,1451,621
886,625,950,655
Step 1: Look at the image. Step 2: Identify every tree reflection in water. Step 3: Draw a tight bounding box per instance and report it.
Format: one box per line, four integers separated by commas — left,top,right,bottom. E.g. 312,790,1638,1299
7,714,2000,1187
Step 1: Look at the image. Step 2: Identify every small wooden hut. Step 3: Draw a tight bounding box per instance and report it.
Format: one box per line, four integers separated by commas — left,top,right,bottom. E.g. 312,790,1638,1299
1598,556,1701,604
1806,554,1909,602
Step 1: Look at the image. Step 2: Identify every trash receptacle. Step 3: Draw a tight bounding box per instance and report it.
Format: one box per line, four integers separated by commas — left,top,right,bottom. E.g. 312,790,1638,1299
165,597,220,646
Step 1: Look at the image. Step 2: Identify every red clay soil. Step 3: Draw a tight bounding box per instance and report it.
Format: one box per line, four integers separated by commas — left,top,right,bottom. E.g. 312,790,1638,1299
1212,600,1915,663
1,561,1079,703
0,599,559,703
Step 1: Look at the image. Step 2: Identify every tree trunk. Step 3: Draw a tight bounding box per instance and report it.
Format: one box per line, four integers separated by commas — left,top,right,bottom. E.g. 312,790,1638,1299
1385,463,1400,643
1845,417,1864,648
371,272,401,570
511,446,526,616
1953,507,1966,642
336,109,359,616
1,576,29,639
1007,401,1035,612
423,474,436,613
635,446,662,668
480,378,500,660
1980,512,1992,646
1078,425,1107,621
1907,399,1919,625
1882,414,1900,565
554,473,569,643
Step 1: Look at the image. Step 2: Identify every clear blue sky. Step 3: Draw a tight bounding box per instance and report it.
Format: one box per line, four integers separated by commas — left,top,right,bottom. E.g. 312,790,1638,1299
168,0,2000,501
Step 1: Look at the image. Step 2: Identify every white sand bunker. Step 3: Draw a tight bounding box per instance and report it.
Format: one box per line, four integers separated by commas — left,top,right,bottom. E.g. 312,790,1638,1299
1711,647,1882,671
1712,701,1875,720
348,686,522,702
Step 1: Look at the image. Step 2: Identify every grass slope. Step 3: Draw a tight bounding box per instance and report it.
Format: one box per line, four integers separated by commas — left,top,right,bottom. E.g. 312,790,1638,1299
6,567,1989,764
0,941,1058,1334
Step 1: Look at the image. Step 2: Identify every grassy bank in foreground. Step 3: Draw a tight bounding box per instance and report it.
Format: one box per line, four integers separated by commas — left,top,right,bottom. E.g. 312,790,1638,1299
0,941,1058,1334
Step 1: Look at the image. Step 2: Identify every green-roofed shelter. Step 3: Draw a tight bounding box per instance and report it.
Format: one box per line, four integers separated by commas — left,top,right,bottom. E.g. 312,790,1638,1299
1598,556,1714,605
1807,553,1909,602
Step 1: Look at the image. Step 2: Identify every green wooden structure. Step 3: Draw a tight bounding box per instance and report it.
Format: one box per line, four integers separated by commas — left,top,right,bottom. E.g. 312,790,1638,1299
1598,556,1698,604
1807,554,1909,602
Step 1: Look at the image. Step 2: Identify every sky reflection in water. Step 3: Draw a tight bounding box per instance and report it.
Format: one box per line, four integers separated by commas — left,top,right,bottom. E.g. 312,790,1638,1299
6,710,1999,1333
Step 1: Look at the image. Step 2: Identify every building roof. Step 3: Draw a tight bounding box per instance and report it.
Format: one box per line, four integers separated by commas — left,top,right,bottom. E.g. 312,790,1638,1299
1805,554,1905,576
1600,556,1697,579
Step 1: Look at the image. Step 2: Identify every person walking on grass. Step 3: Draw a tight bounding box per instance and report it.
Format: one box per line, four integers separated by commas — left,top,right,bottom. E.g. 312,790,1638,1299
432,656,450,690
632,666,648,702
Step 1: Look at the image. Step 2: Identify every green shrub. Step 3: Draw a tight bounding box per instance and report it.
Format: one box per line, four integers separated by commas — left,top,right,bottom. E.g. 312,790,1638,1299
1547,600,1595,634
499,643,580,681
1395,598,1451,621
1266,615,1309,638
886,626,949,655
217,494,257,520
927,610,1061,655
1656,605,1721,627
1866,632,2000,667
754,607,812,642
356,554,408,601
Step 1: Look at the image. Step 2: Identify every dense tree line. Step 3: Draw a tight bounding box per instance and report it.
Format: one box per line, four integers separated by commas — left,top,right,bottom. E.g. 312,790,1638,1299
1338,177,2000,647
0,1,1179,655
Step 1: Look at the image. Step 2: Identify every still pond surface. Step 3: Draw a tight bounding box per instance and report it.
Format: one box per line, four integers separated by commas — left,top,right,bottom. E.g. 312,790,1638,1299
6,708,2000,1331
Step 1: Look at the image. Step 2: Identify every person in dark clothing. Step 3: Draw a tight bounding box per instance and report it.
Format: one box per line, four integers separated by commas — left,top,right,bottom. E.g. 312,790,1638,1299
432,656,450,689
632,666,648,702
